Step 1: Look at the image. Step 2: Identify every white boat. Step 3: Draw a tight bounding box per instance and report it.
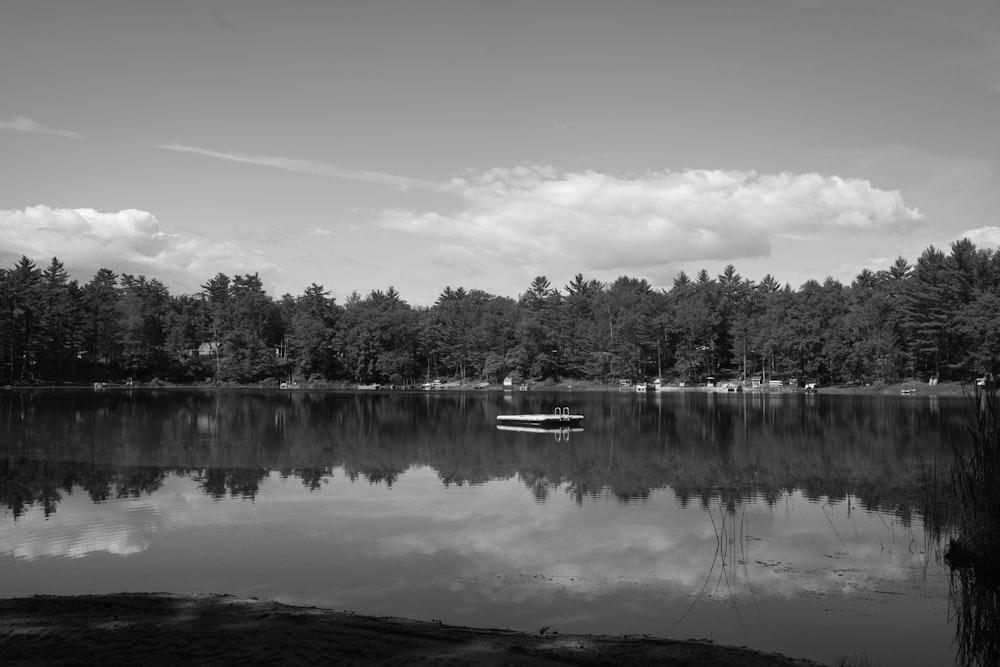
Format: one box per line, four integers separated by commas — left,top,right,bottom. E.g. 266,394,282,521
652,378,690,391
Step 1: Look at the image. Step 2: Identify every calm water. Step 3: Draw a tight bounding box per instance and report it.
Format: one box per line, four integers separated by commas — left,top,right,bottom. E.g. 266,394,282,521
0,388,973,665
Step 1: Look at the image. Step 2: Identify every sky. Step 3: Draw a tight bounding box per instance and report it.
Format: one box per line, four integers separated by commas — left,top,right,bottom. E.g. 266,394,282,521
2,0,999,306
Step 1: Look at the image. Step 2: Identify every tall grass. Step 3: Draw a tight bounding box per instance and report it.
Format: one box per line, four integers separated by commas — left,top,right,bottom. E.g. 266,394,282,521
833,656,886,667
946,384,1000,667
947,385,1000,568
948,563,1000,667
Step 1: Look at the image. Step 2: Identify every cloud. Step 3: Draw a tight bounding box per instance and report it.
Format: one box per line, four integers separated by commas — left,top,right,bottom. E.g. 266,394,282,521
0,115,83,139
382,166,925,280
0,205,280,295
155,143,438,191
953,226,1000,249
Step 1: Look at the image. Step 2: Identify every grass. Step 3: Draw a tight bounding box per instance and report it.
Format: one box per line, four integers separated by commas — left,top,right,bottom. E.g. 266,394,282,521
833,656,886,667
946,385,1000,569
945,384,1000,667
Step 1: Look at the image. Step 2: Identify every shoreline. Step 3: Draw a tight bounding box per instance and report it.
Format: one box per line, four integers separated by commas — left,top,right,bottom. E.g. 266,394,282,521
4,379,977,397
0,592,823,666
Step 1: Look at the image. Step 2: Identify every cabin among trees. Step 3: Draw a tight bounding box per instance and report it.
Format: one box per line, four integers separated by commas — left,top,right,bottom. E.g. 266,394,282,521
1,239,999,387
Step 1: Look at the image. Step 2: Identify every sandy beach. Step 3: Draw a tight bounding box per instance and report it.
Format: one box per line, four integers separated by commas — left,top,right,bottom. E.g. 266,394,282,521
0,593,825,666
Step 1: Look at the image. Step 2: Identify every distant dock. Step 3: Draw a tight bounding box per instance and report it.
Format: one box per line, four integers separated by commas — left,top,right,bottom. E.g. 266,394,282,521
496,408,583,429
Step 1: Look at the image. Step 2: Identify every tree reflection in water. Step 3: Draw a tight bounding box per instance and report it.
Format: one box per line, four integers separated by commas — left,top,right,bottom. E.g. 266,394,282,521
0,388,971,523
0,388,976,665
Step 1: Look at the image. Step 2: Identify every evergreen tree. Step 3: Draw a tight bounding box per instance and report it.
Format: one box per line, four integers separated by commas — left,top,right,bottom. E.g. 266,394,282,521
511,277,563,381
561,274,607,379
37,258,83,380
83,268,121,381
605,276,658,380
223,273,281,381
199,273,231,377
901,246,952,380
284,283,341,380
665,275,722,382
0,257,42,382
337,287,420,384
118,274,172,380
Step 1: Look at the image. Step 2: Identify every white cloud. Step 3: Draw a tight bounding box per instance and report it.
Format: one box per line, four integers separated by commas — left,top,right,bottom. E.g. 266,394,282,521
156,143,438,191
0,115,83,139
953,226,1000,249
382,167,925,281
0,205,280,295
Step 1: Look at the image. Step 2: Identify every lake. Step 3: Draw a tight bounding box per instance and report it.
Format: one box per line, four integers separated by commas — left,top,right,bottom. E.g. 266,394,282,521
0,388,973,665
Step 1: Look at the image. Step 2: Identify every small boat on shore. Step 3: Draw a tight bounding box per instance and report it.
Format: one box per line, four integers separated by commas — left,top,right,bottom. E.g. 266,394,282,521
496,407,584,429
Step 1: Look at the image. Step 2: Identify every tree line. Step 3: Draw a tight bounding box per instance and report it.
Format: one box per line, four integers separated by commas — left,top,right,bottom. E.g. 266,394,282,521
2,238,999,386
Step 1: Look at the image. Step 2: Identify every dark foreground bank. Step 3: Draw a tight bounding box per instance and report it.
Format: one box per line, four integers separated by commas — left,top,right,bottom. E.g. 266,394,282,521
0,593,824,666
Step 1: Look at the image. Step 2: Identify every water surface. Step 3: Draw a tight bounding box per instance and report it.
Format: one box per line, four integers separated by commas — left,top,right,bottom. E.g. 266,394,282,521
0,389,967,665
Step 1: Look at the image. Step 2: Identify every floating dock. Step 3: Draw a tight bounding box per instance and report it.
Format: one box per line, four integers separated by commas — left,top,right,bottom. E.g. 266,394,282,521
496,407,583,429
496,424,584,434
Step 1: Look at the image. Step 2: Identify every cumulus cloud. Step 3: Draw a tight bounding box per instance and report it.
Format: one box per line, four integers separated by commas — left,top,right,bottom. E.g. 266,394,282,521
0,205,280,294
954,226,1000,249
0,115,83,139
382,166,925,280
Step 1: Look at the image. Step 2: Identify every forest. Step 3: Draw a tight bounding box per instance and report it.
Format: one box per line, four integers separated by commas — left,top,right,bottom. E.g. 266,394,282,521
1,237,999,387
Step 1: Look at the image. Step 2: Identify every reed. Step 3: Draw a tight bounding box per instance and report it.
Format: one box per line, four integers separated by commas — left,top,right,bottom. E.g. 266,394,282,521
948,561,1000,667
833,656,886,667
945,384,1000,667
946,384,1000,569
666,468,763,638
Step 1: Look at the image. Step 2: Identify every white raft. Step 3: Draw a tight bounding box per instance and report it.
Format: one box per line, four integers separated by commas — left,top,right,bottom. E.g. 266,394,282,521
496,407,584,429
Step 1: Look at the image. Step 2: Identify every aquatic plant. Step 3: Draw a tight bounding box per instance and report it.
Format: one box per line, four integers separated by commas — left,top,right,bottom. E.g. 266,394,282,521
948,562,1000,667
947,385,1000,569
946,383,1000,667
666,469,764,638
834,656,886,667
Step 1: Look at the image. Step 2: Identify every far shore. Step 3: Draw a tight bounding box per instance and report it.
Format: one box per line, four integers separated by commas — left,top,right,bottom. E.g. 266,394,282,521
3,378,981,398
501,378,975,397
